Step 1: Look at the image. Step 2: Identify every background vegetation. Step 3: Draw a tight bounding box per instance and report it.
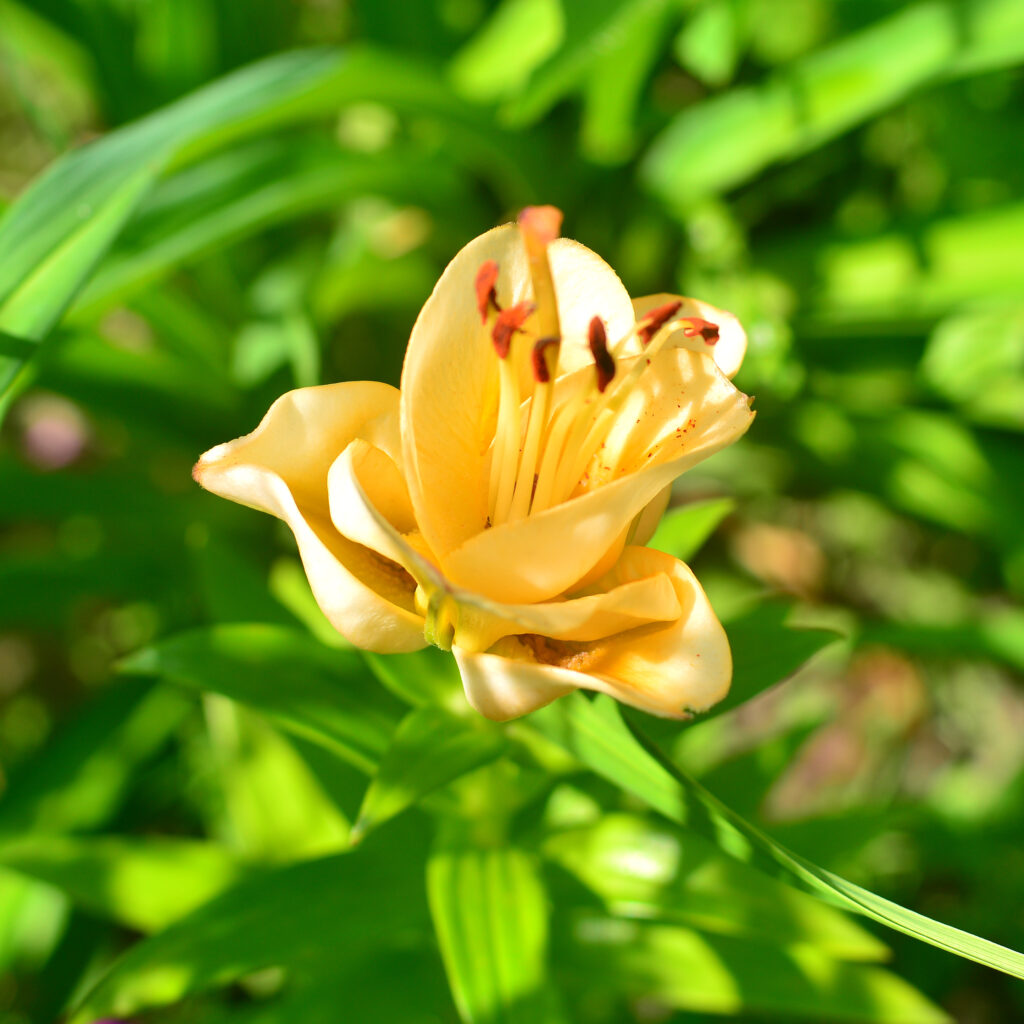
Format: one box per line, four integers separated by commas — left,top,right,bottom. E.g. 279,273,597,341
1,0,1023,1021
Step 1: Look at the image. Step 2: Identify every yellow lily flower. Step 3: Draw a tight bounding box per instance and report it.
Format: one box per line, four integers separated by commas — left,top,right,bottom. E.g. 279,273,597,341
194,207,754,721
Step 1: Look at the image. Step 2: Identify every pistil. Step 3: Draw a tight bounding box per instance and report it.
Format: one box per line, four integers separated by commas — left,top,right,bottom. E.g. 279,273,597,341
504,207,564,524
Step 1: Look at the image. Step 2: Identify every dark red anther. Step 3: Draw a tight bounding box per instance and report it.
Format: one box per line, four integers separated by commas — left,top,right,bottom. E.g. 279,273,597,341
588,316,616,393
681,317,719,345
491,301,535,358
531,336,559,383
637,300,683,346
475,260,501,323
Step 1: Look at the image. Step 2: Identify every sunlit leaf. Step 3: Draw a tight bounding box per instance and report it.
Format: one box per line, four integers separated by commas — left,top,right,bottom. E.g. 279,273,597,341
0,681,188,838
0,834,243,933
643,0,1024,205
564,916,949,1022
428,843,565,1024
648,496,735,563
121,624,402,774
352,706,506,842
543,813,890,961
529,693,1024,979
69,823,429,1023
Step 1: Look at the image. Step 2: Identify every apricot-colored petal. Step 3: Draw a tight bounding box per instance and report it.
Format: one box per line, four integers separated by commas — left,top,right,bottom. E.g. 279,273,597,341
400,225,636,560
329,439,680,653
454,647,576,720
455,562,681,653
193,383,426,653
594,347,754,485
548,238,636,375
630,484,672,548
400,224,526,562
454,547,730,721
633,293,747,378
439,350,753,604
327,438,444,591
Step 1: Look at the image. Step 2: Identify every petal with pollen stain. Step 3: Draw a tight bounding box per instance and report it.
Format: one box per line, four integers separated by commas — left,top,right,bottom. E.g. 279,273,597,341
454,547,730,721
439,349,753,604
632,293,747,378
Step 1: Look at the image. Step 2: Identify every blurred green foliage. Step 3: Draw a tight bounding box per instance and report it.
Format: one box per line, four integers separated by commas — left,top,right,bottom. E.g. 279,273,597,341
1,0,1023,1021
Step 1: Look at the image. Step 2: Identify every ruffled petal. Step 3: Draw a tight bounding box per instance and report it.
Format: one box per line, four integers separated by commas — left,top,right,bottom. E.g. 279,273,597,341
454,647,577,720
633,293,747,378
329,439,680,652
193,383,426,653
400,225,637,561
456,561,681,653
328,438,445,591
439,349,753,604
454,547,730,721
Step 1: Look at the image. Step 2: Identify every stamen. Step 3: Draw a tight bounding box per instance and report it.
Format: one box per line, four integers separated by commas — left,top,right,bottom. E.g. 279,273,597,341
530,384,586,514
681,317,719,344
551,311,686,505
637,300,683,346
491,301,534,358
531,336,559,383
489,355,521,520
588,316,616,393
475,260,500,322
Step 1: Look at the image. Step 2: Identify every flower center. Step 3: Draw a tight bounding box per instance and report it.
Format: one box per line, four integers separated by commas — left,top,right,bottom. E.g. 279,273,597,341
477,207,720,528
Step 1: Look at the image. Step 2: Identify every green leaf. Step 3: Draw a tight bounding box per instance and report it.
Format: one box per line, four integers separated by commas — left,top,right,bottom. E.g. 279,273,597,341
121,624,402,774
363,646,466,709
70,141,462,320
921,302,1024,431
648,496,735,563
643,0,1024,205
0,166,155,390
428,844,564,1024
0,835,243,933
529,693,1024,979
580,0,675,163
449,0,564,104
502,0,676,127
715,600,842,718
203,702,352,860
543,813,890,961
69,824,429,1023
0,680,189,838
352,706,506,842
0,46,494,394
565,916,950,1023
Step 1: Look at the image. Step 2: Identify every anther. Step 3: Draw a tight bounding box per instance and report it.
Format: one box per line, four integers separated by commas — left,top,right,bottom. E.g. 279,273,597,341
588,316,616,393
475,260,501,323
637,300,683,346
681,317,720,345
531,336,559,383
491,301,535,358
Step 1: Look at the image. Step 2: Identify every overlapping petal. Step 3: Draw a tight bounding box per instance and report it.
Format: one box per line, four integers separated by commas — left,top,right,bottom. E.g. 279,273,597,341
454,547,730,720
193,383,426,652
327,439,684,653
